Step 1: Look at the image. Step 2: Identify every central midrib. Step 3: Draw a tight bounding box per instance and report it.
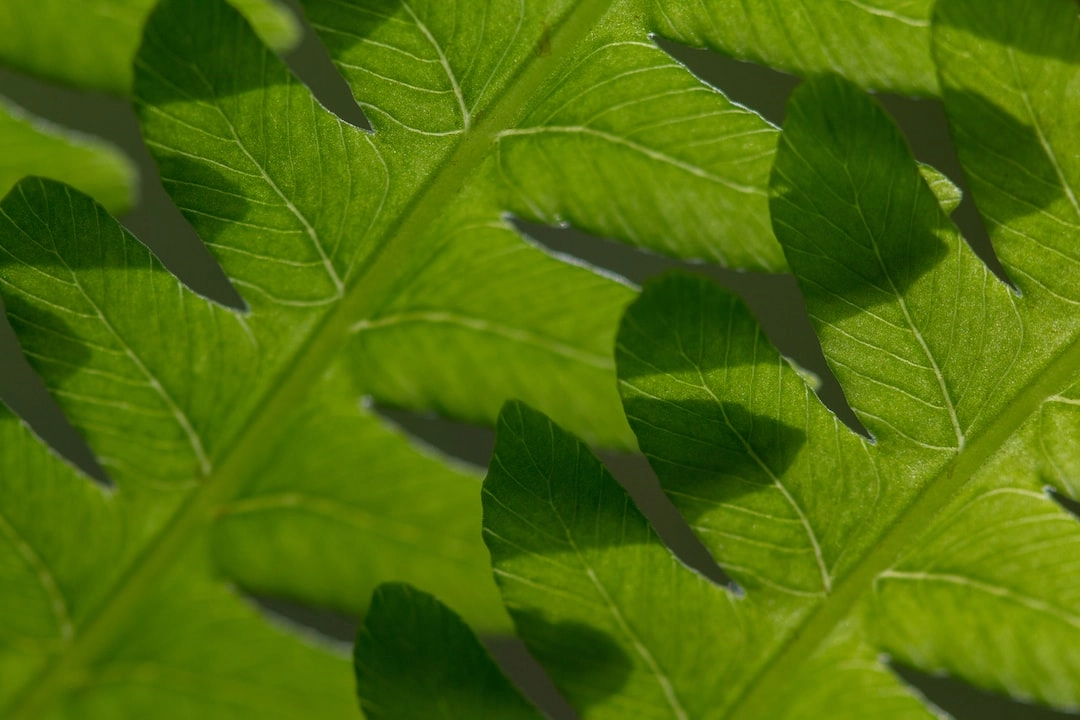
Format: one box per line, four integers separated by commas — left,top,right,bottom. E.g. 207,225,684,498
725,328,1080,718
2,1,616,715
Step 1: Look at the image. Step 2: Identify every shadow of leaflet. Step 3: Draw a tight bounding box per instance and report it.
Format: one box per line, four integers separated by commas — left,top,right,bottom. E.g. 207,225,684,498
484,397,802,558
511,610,632,714
615,272,809,537
934,0,1080,65
620,397,807,524
615,272,881,596
0,178,176,272
769,82,953,325
620,397,826,596
134,0,403,106
940,89,1080,236
0,294,106,483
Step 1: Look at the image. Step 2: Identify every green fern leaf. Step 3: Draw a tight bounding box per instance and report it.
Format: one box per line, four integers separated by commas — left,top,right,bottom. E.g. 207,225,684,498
0,0,298,95
0,0,296,213
0,98,135,215
0,0,905,715
356,584,543,720
649,0,939,96
354,0,1080,716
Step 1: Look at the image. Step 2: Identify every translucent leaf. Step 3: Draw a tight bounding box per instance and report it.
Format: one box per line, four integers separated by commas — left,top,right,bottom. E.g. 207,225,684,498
0,100,135,215
0,0,298,94
355,584,542,720
211,362,505,627
355,7,1080,712
648,0,938,95
2,0,869,715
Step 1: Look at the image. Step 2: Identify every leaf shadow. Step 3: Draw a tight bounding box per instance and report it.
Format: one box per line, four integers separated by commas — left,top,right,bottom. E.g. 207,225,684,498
487,398,807,597
0,177,181,274
510,610,632,714
0,295,111,484
134,0,404,105
771,167,952,325
621,397,808,527
942,89,1079,233
2,295,91,388
934,0,1080,65
620,397,824,595
136,0,293,104
616,275,810,528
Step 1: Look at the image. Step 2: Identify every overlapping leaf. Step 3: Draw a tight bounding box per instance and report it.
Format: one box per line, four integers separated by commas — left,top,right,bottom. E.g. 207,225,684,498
0,0,296,222
355,0,1080,716
355,584,542,720
0,99,134,215
0,0,910,716
0,0,298,94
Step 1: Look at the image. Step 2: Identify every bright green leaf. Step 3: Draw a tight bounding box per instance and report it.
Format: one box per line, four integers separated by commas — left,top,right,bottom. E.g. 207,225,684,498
357,401,936,719
0,176,499,716
0,406,125,699
482,402,772,720
0,99,135,215
616,68,1080,716
0,0,839,715
0,0,299,95
212,361,506,628
771,77,1024,456
297,0,787,271
354,17,1080,714
934,0,1080,306
132,0,644,447
918,163,962,215
647,0,938,95
636,48,1080,713
0,402,355,718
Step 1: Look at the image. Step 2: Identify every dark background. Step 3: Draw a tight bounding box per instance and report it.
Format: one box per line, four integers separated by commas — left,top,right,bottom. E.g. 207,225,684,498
0,3,1069,718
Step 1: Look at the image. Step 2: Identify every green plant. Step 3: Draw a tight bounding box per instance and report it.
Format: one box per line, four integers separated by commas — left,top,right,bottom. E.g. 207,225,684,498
0,0,775,715
354,1,1080,718
0,0,299,215
1,0,1073,719
0,99,135,215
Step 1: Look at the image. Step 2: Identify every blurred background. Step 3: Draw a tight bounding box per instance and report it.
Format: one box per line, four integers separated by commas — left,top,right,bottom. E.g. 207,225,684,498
0,2,1068,717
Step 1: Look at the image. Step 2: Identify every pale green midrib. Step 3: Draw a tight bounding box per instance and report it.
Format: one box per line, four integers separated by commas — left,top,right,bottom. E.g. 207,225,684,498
1,1,617,715
725,328,1080,719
